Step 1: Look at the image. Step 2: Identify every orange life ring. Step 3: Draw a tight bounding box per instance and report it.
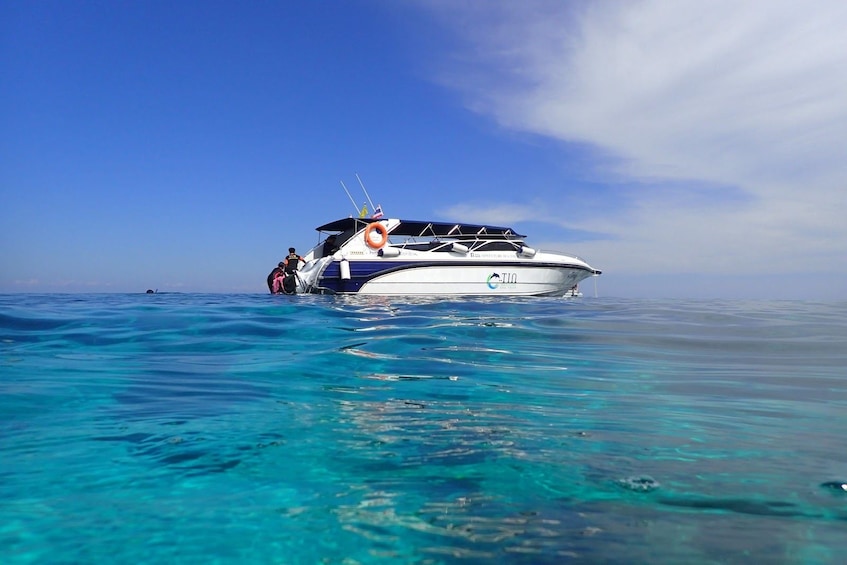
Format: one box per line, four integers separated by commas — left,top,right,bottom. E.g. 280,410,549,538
364,222,388,249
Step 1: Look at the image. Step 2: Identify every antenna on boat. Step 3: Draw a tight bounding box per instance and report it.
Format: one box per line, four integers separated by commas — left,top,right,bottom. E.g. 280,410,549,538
340,181,359,214
356,173,376,211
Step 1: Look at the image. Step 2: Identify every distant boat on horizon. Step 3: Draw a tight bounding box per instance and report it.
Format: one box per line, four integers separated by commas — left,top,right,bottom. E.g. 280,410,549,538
564,284,583,298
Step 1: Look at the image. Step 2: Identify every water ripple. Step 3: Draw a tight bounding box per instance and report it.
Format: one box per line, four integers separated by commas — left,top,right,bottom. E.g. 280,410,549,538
2,294,846,563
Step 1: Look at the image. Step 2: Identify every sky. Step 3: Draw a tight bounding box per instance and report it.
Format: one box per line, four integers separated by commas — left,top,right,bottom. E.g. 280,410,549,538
2,0,845,299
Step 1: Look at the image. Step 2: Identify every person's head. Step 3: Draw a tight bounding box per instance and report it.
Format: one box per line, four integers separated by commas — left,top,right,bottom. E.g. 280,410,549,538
288,247,296,254
278,262,285,268
327,235,336,242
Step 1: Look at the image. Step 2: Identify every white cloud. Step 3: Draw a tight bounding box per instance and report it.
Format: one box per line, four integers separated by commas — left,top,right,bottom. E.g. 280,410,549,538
442,200,554,227
424,0,847,277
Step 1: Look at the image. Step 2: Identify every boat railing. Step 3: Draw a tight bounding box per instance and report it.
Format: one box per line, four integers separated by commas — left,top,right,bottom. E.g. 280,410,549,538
382,235,531,255
409,222,520,240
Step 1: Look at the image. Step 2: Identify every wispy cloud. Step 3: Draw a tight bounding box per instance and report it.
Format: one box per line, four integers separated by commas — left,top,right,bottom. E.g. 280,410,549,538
442,200,550,226
424,0,847,275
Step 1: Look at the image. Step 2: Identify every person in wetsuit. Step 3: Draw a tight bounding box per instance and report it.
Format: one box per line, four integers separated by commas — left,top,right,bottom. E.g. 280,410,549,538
267,261,284,294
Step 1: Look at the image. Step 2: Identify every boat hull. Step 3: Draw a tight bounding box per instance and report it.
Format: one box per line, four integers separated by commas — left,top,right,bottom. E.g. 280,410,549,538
312,260,594,296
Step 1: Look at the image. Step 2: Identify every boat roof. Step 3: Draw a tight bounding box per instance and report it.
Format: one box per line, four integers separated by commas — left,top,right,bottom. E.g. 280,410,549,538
315,218,526,239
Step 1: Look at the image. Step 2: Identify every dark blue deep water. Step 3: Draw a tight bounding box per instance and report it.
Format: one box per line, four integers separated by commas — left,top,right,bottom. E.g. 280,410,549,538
1,294,846,564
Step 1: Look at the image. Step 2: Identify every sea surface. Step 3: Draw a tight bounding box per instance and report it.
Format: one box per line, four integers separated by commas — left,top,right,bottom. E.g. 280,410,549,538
1,293,845,564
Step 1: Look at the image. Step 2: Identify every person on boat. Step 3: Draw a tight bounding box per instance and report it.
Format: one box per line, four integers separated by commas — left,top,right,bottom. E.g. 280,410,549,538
267,262,285,294
273,248,305,294
283,248,305,274
322,235,338,257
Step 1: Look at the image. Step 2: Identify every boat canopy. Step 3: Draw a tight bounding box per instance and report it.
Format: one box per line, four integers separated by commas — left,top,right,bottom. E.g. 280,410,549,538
314,218,526,240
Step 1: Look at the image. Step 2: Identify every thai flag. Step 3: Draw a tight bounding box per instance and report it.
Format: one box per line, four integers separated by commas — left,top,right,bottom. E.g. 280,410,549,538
371,205,384,219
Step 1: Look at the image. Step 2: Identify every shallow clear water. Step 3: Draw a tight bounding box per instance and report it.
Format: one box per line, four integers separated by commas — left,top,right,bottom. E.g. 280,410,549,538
1,293,846,564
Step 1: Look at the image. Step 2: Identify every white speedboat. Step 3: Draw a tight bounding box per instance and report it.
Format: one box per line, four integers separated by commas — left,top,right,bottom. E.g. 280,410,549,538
293,217,601,296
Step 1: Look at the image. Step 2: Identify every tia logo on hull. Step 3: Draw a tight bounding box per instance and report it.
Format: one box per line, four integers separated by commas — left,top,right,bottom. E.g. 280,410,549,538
487,272,517,289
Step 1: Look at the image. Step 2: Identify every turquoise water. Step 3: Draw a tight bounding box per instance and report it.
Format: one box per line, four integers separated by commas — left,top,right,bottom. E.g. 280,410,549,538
1,294,845,564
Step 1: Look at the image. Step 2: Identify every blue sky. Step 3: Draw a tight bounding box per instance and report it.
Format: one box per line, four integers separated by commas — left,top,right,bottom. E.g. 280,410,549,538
2,0,845,298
